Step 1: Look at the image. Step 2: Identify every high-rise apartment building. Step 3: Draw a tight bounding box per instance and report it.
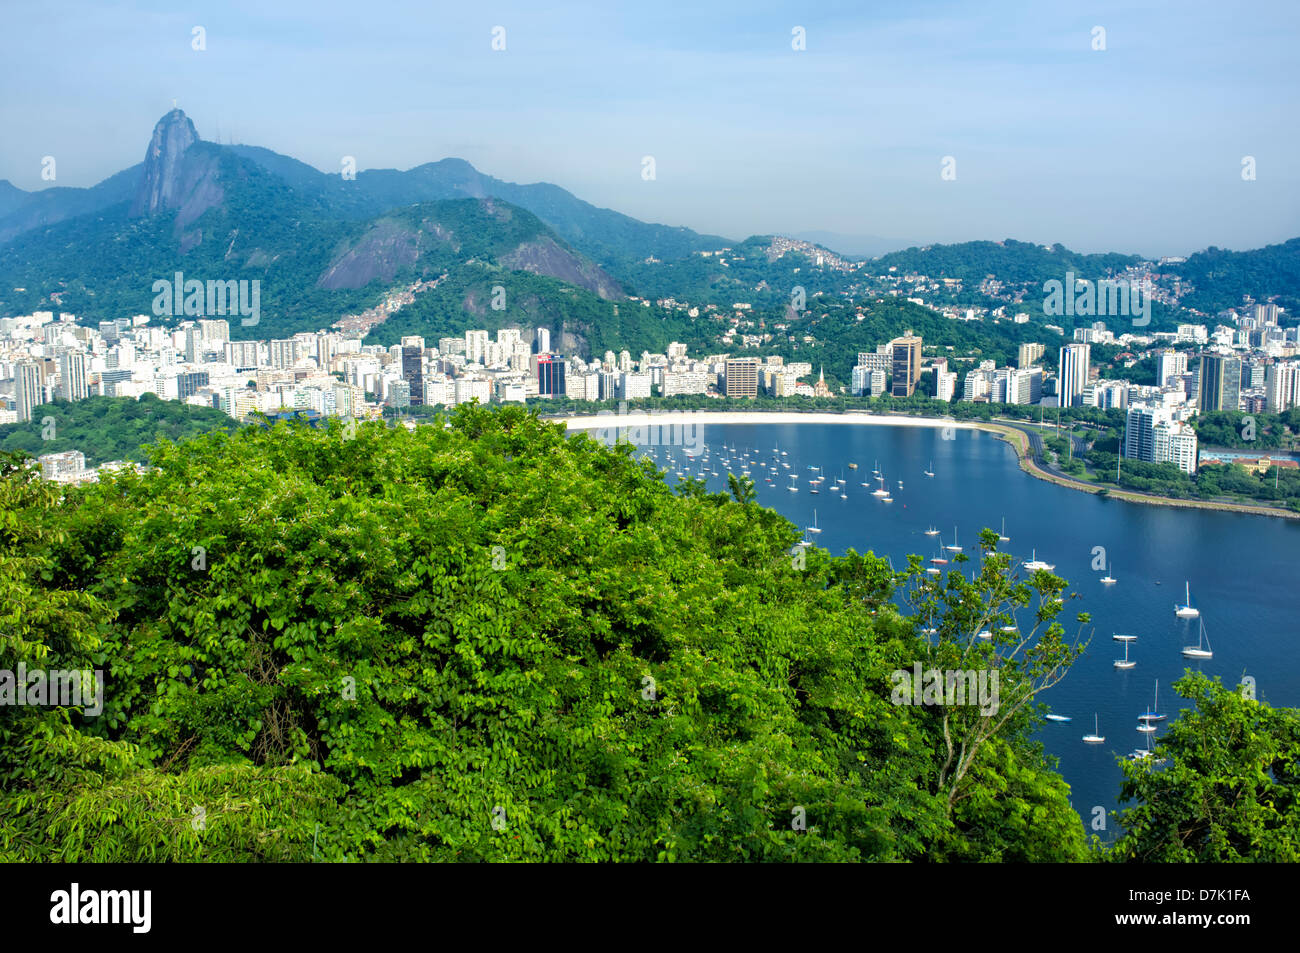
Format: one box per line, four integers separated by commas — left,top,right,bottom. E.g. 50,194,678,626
537,354,566,397
1157,351,1188,388
1197,355,1241,412
724,359,760,398
618,372,652,400
177,371,210,399
15,363,43,423
225,341,261,368
465,330,490,365
889,332,923,397
1254,303,1281,326
199,319,230,343
1154,421,1199,475
269,339,298,369
316,332,338,369
401,345,424,406
1124,404,1163,463
1058,343,1091,408
1265,361,1300,412
1125,402,1198,475
1018,342,1045,369
59,351,88,401
1007,367,1043,405
184,327,203,363
936,370,958,402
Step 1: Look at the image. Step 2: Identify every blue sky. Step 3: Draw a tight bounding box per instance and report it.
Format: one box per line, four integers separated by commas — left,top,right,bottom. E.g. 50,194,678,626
1,0,1297,256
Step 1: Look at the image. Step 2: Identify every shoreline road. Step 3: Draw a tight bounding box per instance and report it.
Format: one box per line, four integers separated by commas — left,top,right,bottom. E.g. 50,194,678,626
985,419,1297,521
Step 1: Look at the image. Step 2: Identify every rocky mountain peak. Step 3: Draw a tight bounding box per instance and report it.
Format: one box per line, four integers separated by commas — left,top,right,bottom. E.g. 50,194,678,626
129,109,201,217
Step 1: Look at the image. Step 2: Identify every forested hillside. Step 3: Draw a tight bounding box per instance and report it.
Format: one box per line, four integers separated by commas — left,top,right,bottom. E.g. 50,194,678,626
1170,239,1300,315
0,394,238,466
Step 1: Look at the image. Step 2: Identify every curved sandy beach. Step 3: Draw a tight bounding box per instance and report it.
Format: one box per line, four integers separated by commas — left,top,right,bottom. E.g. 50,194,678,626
553,410,979,431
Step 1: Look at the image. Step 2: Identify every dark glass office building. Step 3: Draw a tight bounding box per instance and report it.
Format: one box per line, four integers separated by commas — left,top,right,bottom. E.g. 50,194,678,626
537,354,566,397
401,345,424,406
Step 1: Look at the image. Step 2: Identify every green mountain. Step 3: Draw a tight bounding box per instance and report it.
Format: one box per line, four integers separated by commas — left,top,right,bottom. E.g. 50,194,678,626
0,111,624,341
1168,238,1300,315
0,110,729,276
2,109,1296,350
225,147,731,269
862,240,1142,284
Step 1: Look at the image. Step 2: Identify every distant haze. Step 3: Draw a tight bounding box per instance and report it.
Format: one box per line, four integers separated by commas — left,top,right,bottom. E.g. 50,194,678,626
1,0,1297,257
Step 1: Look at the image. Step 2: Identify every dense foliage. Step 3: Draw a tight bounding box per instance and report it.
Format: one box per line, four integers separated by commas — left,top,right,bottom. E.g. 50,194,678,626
1192,409,1300,451
1112,673,1300,862
1169,239,1300,316
0,394,238,467
2,405,1103,861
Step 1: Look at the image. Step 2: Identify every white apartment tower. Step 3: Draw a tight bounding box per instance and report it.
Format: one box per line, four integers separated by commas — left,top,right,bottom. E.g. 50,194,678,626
1058,343,1091,408
15,363,43,423
59,351,89,401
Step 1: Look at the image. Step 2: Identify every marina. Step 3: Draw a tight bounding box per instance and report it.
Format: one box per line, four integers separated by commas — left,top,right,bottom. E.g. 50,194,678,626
629,420,1294,825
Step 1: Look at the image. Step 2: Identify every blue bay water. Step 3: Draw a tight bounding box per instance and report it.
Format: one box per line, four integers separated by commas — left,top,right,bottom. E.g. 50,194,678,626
638,421,1300,832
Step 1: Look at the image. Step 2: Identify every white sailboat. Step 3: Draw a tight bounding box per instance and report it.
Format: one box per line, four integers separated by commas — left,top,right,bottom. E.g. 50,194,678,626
1022,549,1055,572
1130,731,1154,761
998,517,1010,543
924,526,940,536
872,475,889,498
1112,633,1137,643
1082,713,1105,744
1138,680,1165,728
1114,639,1135,670
945,526,962,552
929,537,949,567
1045,713,1071,723
1175,581,1199,618
807,509,822,534
1182,618,1213,659
1100,567,1117,584
924,459,935,478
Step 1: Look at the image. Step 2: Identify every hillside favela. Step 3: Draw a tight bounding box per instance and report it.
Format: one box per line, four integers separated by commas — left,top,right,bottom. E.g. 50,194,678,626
0,0,1296,930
